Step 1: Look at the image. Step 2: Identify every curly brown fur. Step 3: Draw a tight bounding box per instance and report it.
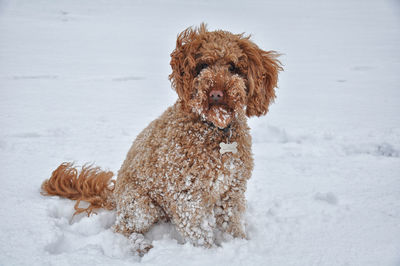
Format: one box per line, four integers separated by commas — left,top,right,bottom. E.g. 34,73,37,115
41,24,282,255
41,162,115,216
169,24,282,118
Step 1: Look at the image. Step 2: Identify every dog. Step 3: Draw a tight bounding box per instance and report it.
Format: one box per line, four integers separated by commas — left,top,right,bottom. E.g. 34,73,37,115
41,24,282,255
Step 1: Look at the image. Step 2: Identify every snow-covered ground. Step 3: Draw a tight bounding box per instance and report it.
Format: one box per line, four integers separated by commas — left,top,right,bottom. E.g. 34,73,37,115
1,0,399,265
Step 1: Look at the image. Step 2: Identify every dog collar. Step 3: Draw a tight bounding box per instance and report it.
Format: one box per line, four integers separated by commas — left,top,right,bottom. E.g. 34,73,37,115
202,122,237,155
203,120,232,132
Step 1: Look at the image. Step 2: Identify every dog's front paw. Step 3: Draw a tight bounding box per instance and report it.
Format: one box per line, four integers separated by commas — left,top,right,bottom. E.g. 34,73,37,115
129,233,153,256
230,227,247,239
225,220,247,239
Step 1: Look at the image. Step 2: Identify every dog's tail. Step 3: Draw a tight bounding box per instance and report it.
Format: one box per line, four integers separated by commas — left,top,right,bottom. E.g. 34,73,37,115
41,162,116,216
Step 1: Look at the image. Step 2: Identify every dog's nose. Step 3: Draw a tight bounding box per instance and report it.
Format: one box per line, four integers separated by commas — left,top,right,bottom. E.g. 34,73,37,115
209,90,224,104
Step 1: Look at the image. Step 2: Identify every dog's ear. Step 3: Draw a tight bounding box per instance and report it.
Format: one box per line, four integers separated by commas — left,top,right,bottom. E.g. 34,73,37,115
238,37,283,117
169,24,207,110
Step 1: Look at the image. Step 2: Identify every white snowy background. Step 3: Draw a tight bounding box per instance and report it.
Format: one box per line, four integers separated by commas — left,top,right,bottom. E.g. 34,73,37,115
1,0,399,265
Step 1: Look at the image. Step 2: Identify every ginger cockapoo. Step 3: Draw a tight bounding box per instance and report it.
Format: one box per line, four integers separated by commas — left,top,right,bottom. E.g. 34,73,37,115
41,24,282,255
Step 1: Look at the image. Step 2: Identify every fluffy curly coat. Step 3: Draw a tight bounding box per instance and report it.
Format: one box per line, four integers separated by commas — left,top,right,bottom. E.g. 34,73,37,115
41,24,282,255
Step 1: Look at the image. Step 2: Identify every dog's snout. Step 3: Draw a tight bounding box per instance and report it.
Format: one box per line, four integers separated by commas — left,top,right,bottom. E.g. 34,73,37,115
209,90,224,104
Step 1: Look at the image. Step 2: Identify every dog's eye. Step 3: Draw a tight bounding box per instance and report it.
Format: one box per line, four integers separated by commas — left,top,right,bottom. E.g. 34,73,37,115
195,63,208,76
228,63,240,74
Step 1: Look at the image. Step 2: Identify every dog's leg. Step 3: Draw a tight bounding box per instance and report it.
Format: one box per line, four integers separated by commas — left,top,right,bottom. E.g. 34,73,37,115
114,184,163,256
215,190,247,239
169,194,216,247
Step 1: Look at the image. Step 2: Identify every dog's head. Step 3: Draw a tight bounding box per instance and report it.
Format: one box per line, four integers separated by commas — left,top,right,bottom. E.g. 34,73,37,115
169,24,282,128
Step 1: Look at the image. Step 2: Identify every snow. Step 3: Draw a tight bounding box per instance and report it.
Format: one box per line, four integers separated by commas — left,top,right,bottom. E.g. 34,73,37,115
0,0,399,265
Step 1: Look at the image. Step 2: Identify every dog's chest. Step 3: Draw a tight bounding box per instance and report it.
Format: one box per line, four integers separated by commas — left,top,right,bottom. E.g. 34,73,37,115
145,114,251,201
185,125,244,194
209,155,241,195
